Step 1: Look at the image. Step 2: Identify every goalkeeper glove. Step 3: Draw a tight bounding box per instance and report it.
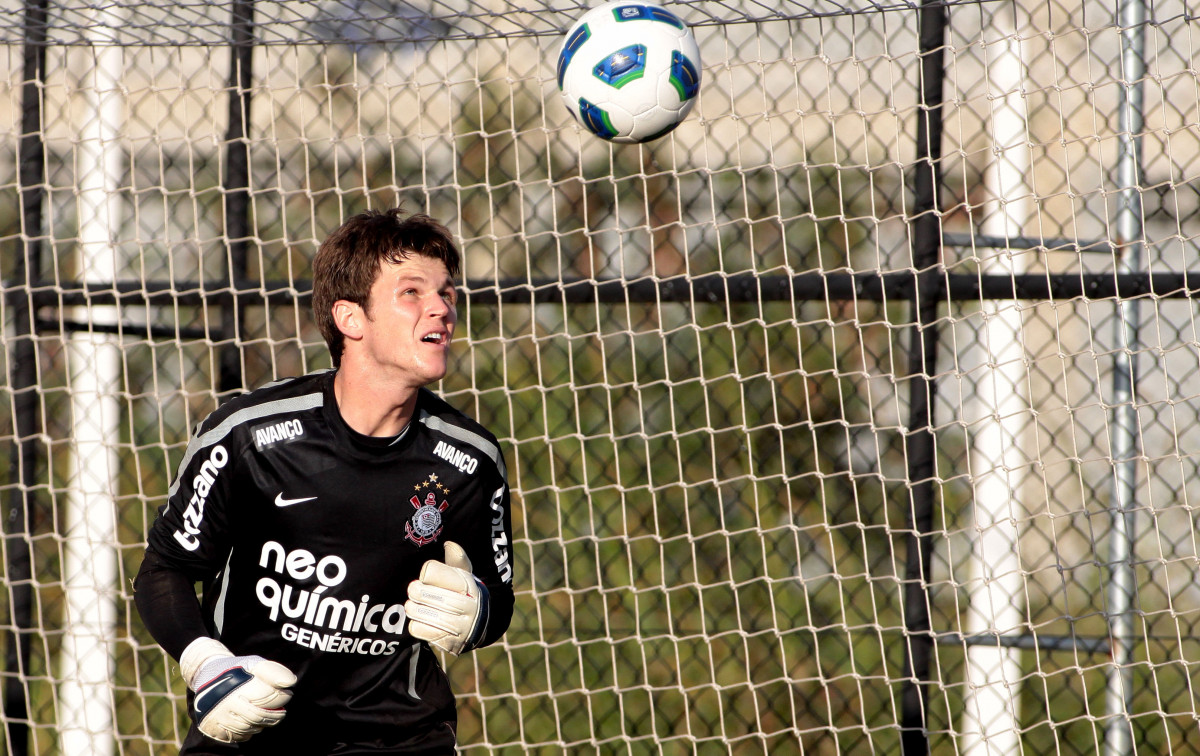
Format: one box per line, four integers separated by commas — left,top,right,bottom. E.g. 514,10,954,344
179,637,297,743
405,541,490,655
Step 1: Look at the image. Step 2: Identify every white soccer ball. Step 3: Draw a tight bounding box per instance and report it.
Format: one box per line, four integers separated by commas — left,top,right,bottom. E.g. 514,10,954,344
556,1,702,144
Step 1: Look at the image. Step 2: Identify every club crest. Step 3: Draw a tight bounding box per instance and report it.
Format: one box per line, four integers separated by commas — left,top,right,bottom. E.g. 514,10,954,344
406,474,450,546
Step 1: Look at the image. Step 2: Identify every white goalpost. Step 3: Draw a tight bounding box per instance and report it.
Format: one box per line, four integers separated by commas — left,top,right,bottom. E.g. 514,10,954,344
57,7,124,755
961,11,1032,753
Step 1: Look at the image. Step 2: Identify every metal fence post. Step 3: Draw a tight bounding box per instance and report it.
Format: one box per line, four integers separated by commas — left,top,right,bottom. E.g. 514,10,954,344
1105,0,1147,753
901,1,949,753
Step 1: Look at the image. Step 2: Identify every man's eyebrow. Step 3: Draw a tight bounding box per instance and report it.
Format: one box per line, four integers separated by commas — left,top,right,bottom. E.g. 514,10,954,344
395,274,456,289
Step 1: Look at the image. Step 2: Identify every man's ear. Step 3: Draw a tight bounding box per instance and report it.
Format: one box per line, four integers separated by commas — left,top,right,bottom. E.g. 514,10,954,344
331,300,364,343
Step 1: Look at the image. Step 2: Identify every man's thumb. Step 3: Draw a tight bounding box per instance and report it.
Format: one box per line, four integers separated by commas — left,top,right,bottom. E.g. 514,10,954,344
444,541,472,573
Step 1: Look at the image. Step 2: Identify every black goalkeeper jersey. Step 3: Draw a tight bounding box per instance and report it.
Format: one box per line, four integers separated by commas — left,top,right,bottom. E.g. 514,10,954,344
137,370,514,755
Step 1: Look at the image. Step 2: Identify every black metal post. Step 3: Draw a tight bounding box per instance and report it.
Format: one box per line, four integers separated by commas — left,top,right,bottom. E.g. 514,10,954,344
219,0,255,396
27,268,1200,309
5,0,48,751
900,1,948,754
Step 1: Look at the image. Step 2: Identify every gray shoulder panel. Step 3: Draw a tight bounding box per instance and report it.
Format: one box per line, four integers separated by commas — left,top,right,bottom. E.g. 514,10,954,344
167,392,324,498
419,409,508,480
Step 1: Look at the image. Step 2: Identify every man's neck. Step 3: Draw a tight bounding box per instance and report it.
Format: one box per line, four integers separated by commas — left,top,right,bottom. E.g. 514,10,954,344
332,367,419,437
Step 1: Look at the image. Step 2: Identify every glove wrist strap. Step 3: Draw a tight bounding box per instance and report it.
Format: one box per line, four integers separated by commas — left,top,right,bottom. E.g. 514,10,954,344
465,576,491,652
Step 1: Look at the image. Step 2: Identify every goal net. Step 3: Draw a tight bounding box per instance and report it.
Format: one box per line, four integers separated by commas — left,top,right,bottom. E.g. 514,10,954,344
3,0,1200,754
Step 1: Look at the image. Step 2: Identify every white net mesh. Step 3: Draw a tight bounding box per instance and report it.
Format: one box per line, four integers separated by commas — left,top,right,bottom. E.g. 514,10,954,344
3,0,1200,754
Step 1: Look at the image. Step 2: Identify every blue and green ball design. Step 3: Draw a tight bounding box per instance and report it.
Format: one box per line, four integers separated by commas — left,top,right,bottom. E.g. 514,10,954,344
593,44,647,89
557,2,702,143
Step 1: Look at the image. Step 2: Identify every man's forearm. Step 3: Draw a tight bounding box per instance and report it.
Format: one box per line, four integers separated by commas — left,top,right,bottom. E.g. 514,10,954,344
134,548,212,660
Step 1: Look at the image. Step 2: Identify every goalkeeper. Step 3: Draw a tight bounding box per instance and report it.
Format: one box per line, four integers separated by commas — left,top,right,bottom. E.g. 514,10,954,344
134,208,515,754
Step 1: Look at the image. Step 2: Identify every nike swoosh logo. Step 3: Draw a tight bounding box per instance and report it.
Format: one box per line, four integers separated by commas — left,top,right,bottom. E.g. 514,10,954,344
193,667,252,716
275,493,317,507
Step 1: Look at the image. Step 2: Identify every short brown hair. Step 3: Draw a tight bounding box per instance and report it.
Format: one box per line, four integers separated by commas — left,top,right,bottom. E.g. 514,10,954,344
312,207,461,367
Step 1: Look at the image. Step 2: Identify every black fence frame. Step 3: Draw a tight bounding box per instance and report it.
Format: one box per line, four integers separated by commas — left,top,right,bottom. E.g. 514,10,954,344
3,1,1180,753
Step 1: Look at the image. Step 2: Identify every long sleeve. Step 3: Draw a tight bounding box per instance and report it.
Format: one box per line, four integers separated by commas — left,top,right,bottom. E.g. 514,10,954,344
473,470,515,650
133,547,211,660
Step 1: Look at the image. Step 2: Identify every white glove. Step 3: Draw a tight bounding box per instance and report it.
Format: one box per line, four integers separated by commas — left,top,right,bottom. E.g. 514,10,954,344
179,637,297,743
405,541,490,655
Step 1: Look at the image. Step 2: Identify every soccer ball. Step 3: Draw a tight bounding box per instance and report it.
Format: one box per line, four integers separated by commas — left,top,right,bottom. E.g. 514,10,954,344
556,1,702,144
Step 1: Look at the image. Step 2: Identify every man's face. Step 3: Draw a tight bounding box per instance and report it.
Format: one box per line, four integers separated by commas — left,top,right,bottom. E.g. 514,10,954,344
356,254,458,388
